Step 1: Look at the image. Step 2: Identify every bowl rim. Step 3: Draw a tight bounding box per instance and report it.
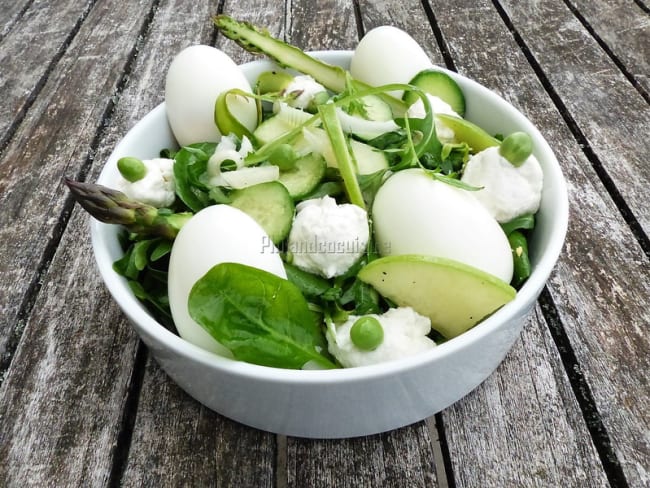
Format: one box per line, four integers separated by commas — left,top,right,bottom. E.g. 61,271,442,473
91,49,569,384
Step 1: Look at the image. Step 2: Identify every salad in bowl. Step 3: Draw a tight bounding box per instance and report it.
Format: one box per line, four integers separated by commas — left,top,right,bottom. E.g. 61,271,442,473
66,16,567,437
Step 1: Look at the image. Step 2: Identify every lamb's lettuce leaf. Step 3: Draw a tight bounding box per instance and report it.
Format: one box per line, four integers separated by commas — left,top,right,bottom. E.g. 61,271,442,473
173,142,217,212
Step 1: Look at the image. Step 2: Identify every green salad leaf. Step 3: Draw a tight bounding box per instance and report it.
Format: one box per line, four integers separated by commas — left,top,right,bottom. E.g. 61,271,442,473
113,234,174,328
188,263,338,369
173,142,217,212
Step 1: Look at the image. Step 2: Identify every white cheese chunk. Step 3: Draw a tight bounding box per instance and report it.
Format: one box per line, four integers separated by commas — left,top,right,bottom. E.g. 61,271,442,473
326,307,436,367
287,196,369,278
116,158,175,208
461,146,543,223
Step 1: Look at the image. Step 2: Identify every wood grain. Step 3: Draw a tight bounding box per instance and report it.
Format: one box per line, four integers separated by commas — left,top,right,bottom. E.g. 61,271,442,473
0,0,157,484
0,0,41,40
0,0,646,486
0,205,140,486
566,0,650,96
429,0,650,485
0,0,95,145
497,0,650,235
287,424,439,488
443,309,609,487
121,359,276,487
0,0,155,370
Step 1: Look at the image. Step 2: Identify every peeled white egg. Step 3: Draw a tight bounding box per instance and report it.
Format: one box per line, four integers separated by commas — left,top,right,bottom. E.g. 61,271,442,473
350,26,433,99
168,205,286,356
372,169,513,283
165,45,257,147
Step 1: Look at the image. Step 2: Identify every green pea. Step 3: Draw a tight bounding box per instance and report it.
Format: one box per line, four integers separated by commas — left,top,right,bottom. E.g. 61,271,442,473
350,316,384,351
499,132,533,167
117,157,147,182
269,143,298,170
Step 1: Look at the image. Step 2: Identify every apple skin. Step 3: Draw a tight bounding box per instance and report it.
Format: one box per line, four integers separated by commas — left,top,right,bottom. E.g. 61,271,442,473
358,254,516,339
371,168,513,284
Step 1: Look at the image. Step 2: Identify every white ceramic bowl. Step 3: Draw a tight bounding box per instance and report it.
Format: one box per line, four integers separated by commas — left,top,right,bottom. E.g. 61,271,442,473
91,51,568,438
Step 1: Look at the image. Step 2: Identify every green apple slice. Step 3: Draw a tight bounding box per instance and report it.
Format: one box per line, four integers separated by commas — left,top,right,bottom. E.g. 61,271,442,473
436,114,500,153
358,254,516,339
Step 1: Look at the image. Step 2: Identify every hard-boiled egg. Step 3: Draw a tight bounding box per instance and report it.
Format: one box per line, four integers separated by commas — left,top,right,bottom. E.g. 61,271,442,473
168,205,286,356
372,169,513,283
165,45,257,147
350,26,433,99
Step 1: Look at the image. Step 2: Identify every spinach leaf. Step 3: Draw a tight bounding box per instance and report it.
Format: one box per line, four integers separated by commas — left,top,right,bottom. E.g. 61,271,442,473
173,142,217,212
189,263,339,369
284,263,341,301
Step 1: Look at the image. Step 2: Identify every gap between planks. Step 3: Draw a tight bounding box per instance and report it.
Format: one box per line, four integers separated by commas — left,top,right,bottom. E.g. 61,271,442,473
488,0,650,260
0,0,98,156
538,288,629,487
486,0,643,484
425,0,644,485
0,0,163,389
561,0,649,105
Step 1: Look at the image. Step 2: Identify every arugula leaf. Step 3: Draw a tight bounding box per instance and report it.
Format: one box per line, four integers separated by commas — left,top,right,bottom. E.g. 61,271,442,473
189,263,338,369
357,169,388,208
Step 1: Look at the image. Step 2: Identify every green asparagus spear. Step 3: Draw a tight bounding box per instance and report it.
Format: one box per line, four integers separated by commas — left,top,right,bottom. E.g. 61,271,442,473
64,178,191,239
213,15,408,115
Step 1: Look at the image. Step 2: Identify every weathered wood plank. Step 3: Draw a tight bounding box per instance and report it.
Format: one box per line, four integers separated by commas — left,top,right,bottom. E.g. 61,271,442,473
0,207,139,486
287,424,438,488
567,0,650,96
0,0,94,145
122,359,275,487
443,309,609,487
0,0,161,484
0,0,153,366
112,0,278,484
498,0,650,234
0,0,31,39
429,0,650,485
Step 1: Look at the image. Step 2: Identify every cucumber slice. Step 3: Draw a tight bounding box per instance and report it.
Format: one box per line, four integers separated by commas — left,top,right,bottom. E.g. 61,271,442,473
348,95,393,122
349,139,390,174
436,114,500,153
403,69,466,117
229,181,294,244
253,116,294,145
278,153,326,199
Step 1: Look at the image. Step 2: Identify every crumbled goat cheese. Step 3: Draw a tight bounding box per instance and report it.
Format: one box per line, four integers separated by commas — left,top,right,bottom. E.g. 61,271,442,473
284,75,327,109
461,146,543,223
407,94,460,142
287,196,369,278
116,158,175,208
326,307,436,367
207,134,254,187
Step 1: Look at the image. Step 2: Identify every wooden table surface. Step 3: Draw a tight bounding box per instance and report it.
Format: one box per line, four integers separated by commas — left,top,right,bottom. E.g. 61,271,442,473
1,0,648,486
